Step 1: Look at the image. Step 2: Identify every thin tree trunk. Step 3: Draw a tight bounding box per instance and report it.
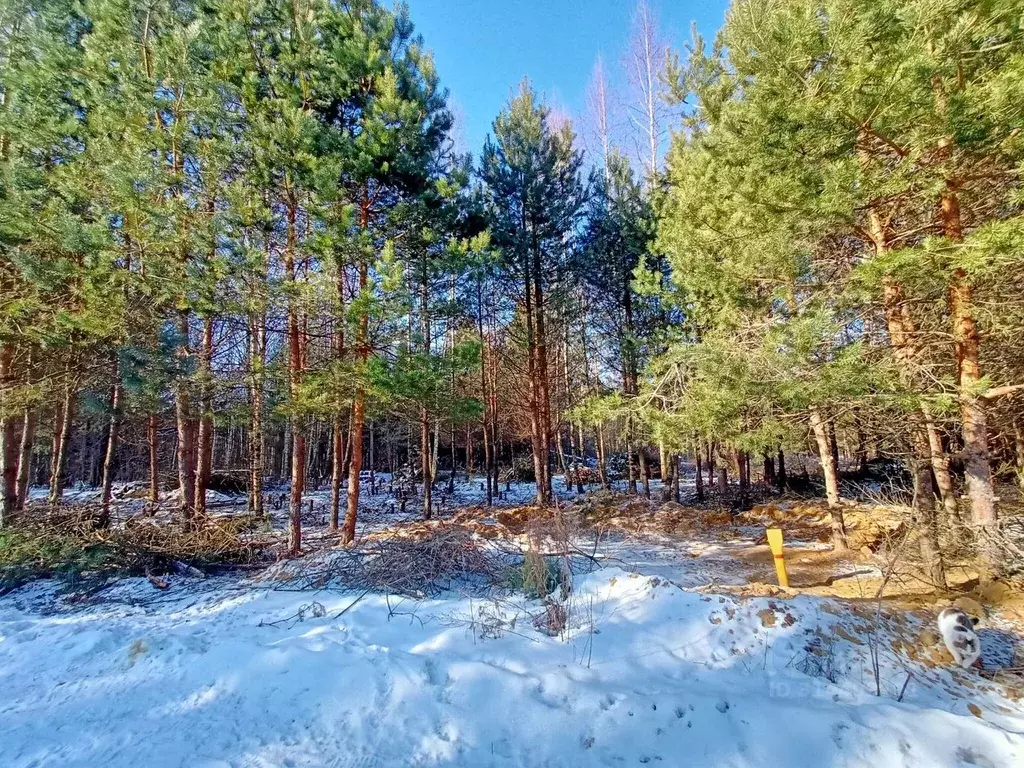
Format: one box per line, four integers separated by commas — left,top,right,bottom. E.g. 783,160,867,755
638,448,650,498
421,407,432,517
284,198,304,555
15,405,36,510
421,253,433,517
341,222,370,545
248,310,265,517
911,428,946,588
329,413,344,531
98,356,123,528
174,311,196,522
532,242,553,503
694,447,704,501
762,452,776,487
522,245,547,505
49,385,76,507
596,427,609,489
809,407,846,550
148,413,159,505
477,277,493,506
0,343,18,523
706,443,715,491
194,316,214,522
328,255,346,530
736,448,749,506
1014,421,1024,492
922,409,958,524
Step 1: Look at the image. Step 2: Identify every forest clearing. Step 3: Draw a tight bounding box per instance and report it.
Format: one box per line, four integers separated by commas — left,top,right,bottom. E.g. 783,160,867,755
4,0,1024,765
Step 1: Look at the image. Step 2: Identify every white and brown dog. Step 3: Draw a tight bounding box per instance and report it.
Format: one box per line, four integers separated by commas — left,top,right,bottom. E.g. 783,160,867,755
938,607,981,669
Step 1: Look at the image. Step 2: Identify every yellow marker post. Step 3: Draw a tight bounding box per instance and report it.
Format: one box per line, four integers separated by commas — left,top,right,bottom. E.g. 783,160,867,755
766,528,789,588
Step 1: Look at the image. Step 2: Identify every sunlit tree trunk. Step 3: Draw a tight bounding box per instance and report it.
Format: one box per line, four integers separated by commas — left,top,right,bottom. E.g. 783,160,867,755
15,405,36,511
810,407,846,550
98,356,123,528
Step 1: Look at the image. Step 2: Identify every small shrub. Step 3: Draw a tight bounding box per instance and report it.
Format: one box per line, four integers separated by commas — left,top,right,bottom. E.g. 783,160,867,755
506,550,564,599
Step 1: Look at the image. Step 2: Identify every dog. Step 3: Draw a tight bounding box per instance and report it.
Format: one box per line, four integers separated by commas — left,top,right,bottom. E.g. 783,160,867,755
937,607,981,669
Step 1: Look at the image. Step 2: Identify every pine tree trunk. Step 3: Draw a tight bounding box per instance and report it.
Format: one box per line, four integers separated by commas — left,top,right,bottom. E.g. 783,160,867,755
736,448,749,506
596,427,609,490
638,448,650,498
421,408,432,518
861,136,959,540
0,343,18,523
285,201,304,555
762,452,776,487
341,247,370,545
1014,421,1024,492
522,248,547,505
853,410,869,473
776,447,787,491
194,316,214,522
15,405,36,510
478,279,493,506
421,257,433,517
98,357,123,528
706,444,716,491
148,413,159,505
48,385,76,507
809,407,846,550
329,413,344,531
248,311,265,517
911,428,946,588
827,421,840,476
922,410,959,524
933,82,999,573
174,311,196,522
532,243,553,503
694,447,704,501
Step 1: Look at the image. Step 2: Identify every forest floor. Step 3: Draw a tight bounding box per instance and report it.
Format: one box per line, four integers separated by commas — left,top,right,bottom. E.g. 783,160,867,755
2,476,1024,767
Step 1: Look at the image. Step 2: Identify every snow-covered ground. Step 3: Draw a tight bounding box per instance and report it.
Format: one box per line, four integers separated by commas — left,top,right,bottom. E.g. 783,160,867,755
2,564,1023,767
5,478,1024,766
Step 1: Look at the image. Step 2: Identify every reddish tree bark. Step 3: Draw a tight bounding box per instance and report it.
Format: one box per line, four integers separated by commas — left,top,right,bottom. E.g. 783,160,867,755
0,343,18,523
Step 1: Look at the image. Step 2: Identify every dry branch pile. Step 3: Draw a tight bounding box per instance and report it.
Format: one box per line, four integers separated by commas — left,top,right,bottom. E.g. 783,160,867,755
1,506,272,593
261,525,519,598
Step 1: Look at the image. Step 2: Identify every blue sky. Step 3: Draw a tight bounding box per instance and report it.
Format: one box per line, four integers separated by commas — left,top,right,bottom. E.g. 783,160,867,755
404,0,730,156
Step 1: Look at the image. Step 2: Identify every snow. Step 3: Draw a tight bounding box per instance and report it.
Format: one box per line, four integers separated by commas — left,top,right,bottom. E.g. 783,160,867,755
2,563,1023,767
5,477,1024,766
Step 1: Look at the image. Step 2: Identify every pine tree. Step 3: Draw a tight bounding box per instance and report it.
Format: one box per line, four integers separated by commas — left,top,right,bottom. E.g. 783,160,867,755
480,81,585,505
